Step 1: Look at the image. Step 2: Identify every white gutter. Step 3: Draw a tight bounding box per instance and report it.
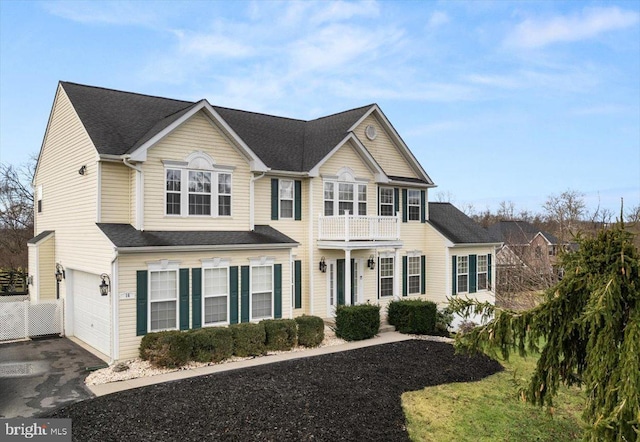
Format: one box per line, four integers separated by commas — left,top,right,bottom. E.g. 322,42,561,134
115,243,298,254
250,172,267,231
122,156,144,230
266,170,309,178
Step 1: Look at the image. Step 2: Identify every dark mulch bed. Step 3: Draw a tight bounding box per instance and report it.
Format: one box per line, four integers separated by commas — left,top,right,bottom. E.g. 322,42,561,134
47,340,502,441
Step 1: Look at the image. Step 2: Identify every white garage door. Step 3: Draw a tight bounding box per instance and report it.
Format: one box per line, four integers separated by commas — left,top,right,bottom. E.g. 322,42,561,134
71,270,110,356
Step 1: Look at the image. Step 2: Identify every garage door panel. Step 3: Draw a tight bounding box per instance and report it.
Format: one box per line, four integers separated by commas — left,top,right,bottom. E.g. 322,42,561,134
72,270,110,356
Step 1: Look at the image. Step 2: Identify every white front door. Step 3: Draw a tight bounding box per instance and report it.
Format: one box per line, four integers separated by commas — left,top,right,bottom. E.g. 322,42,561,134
327,258,364,317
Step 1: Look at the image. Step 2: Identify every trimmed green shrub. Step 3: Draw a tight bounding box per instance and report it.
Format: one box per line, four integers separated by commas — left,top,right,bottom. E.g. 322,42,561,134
230,322,266,357
139,330,191,368
295,315,325,347
334,304,380,341
187,327,234,363
434,308,453,337
387,299,437,334
261,319,297,351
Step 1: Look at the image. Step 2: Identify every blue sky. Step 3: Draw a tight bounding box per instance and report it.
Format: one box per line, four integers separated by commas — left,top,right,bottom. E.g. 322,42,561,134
1,0,639,217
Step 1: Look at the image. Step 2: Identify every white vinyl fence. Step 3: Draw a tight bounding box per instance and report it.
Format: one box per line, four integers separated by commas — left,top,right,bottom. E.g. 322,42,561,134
0,299,64,341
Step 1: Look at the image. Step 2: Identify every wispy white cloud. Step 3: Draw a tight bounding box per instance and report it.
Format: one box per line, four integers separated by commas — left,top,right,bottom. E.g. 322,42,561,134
43,0,161,27
506,7,639,49
173,30,255,59
310,0,380,25
570,104,630,116
427,11,450,29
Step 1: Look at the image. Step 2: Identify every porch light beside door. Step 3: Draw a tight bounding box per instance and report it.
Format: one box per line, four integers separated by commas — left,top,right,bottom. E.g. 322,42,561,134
99,274,110,296
319,256,327,273
367,255,375,270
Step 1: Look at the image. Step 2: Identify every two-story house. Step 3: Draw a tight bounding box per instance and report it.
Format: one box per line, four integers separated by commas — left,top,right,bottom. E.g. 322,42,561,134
29,82,499,362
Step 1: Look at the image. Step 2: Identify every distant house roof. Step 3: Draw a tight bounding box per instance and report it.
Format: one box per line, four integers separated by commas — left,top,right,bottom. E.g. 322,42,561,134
60,82,393,175
96,224,298,250
428,203,497,244
487,221,558,245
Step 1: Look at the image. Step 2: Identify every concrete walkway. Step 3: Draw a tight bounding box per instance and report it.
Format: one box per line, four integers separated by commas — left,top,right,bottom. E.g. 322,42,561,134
88,331,417,397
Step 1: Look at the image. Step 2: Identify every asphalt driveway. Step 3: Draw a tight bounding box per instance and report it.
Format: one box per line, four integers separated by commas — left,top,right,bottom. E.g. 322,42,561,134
0,336,107,418
48,340,502,441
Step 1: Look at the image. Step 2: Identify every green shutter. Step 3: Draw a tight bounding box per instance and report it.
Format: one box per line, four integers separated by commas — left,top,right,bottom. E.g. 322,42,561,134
136,270,148,336
487,254,492,288
294,180,302,221
274,264,282,318
402,188,408,223
469,255,477,294
230,266,239,324
271,179,279,220
192,268,202,329
241,266,249,323
452,256,457,295
179,268,190,330
402,256,408,296
394,188,400,215
421,255,426,294
377,187,381,216
294,260,302,309
377,257,381,299
421,190,426,223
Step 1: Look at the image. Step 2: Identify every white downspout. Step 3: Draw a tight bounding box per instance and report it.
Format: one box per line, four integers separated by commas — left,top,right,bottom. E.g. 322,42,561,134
110,253,119,363
308,180,314,315
123,157,144,230
250,172,267,231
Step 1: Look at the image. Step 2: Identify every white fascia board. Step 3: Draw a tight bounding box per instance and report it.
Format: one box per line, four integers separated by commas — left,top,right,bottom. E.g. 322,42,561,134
27,231,55,246
425,223,455,248
450,242,503,248
349,105,434,186
533,231,553,245
387,179,434,189
266,170,309,178
308,134,385,178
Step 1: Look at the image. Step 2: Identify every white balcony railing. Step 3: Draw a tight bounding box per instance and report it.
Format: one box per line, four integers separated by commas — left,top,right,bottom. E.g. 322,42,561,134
318,212,401,241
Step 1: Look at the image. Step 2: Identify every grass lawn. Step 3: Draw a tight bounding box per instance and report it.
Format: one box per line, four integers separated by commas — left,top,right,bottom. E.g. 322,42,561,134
402,352,585,441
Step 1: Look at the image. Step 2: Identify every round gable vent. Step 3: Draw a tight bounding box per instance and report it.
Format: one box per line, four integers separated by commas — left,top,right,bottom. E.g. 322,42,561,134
365,124,377,140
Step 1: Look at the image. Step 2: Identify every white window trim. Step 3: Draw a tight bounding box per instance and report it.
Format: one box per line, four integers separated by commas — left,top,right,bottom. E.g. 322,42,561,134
379,187,394,217
407,189,421,222
457,256,469,294
279,179,294,219
477,255,488,292
163,158,234,218
407,255,421,295
249,264,275,322
323,179,368,216
379,256,394,298
201,259,230,327
147,260,180,332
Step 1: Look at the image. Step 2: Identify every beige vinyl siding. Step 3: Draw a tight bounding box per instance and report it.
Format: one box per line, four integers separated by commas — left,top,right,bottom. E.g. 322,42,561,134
424,224,449,306
32,86,115,281
117,248,292,360
321,140,374,180
37,236,56,301
27,244,37,299
354,114,418,179
143,111,251,231
100,161,131,223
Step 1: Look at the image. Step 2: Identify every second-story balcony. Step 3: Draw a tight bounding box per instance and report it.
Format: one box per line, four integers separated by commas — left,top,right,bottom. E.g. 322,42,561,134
318,212,401,241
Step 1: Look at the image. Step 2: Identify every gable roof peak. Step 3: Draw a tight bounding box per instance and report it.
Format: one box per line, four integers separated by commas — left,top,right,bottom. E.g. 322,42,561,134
60,81,193,106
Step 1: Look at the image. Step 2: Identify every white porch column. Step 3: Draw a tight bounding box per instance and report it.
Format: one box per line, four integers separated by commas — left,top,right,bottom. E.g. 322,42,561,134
394,247,401,300
344,249,351,305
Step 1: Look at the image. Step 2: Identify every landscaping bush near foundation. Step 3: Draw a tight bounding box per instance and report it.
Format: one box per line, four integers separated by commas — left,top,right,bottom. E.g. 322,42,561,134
187,327,234,363
230,322,266,357
262,319,298,351
295,315,325,347
139,330,191,368
335,304,380,341
387,299,437,334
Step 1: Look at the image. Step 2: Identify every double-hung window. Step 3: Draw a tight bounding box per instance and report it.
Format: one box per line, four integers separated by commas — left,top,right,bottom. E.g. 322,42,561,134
188,171,212,215
457,256,469,293
324,181,367,216
407,256,421,295
380,187,394,216
203,267,229,325
251,266,273,320
165,167,232,217
279,179,294,218
477,255,488,291
407,189,421,221
149,270,178,331
380,257,394,297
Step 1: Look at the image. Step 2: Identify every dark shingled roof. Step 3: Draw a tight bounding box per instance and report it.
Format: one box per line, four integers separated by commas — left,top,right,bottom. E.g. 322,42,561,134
487,221,558,245
28,230,54,244
428,203,497,244
96,224,298,249
60,82,373,172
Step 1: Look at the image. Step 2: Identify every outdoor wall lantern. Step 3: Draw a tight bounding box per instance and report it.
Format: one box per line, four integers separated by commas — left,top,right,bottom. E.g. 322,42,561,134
319,257,327,273
99,274,110,296
78,165,87,175
367,255,376,270
55,263,65,283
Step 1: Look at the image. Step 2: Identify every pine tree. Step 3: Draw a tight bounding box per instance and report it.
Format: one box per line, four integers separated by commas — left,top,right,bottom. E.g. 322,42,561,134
450,223,639,441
